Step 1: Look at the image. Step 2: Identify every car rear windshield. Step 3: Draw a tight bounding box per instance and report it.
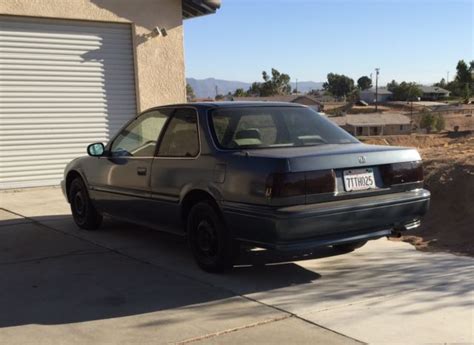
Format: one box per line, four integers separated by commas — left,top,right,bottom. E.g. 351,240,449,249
209,106,358,149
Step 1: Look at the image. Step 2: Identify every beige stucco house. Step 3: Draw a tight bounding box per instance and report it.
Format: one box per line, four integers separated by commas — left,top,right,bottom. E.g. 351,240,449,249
330,113,412,136
0,0,220,189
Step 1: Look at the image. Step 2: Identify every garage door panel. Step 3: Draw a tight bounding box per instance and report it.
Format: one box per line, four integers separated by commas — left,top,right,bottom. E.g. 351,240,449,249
0,34,131,47
1,40,133,51
0,75,135,83
1,70,135,78
0,17,137,189
0,59,134,70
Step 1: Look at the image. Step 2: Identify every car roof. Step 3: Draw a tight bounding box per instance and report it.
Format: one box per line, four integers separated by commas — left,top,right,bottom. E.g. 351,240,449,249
158,101,307,110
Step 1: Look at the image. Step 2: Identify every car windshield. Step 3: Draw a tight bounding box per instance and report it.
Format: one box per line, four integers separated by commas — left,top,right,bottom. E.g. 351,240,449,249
209,106,358,149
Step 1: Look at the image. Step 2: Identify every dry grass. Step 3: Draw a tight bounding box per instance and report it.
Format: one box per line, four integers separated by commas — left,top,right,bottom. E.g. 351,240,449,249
364,133,474,256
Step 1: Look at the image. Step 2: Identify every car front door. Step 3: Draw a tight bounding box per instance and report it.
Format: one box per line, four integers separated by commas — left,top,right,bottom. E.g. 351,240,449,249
88,108,172,223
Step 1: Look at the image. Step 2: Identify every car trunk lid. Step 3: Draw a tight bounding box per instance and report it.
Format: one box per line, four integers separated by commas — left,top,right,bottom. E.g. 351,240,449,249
254,143,423,206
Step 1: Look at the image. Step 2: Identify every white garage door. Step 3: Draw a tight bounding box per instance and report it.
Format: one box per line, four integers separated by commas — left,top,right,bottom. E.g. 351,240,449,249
0,16,137,189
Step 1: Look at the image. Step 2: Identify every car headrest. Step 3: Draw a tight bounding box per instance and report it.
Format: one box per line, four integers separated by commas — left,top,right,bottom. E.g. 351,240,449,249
235,128,261,140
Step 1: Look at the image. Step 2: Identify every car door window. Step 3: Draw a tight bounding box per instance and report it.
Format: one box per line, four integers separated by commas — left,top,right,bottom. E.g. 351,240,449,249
157,108,199,157
111,109,171,157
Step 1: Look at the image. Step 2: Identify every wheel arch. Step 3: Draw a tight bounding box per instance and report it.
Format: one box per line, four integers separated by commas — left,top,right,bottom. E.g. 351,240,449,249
65,170,86,202
180,189,223,228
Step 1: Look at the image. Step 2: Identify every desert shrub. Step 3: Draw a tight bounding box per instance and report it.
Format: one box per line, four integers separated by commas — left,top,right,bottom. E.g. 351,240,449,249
420,112,445,132
434,114,445,132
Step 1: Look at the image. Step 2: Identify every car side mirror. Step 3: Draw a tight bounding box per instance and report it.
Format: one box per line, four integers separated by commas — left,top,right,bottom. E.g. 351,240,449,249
87,143,105,157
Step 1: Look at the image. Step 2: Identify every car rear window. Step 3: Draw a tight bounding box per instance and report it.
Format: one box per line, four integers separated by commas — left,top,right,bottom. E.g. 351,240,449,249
209,106,357,149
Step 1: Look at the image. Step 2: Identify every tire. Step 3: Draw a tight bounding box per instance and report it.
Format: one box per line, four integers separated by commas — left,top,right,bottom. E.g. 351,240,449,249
69,177,102,230
333,240,367,252
187,201,237,273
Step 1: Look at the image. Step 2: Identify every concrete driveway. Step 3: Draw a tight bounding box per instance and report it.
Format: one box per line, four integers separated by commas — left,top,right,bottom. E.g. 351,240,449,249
1,187,473,344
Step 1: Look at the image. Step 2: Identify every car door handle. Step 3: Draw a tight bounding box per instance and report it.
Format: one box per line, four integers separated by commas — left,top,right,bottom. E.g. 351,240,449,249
137,167,147,176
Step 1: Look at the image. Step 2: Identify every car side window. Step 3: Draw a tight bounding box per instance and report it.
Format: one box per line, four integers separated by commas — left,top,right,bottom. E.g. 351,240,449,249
110,109,171,157
157,108,199,157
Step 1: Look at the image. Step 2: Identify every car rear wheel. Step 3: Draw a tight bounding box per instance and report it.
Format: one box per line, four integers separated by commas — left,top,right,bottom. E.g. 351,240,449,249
333,240,367,252
187,201,237,273
69,177,102,230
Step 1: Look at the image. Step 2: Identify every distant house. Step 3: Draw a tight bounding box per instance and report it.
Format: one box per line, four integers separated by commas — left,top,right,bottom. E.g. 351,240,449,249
232,95,323,111
420,86,450,101
359,88,393,104
329,113,411,136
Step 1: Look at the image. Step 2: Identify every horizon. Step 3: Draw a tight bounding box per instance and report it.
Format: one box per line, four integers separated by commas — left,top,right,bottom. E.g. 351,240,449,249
185,76,450,88
184,0,473,86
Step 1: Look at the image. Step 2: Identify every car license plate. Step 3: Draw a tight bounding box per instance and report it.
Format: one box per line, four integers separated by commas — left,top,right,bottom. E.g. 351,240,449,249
343,168,376,192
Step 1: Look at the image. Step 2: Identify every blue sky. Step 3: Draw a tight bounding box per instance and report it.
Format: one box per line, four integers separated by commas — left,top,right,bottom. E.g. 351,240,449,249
184,0,473,85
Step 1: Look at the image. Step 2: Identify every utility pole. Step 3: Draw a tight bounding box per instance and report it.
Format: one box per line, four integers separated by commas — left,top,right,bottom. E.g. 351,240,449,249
215,85,218,99
295,78,298,94
375,68,380,112
446,71,449,84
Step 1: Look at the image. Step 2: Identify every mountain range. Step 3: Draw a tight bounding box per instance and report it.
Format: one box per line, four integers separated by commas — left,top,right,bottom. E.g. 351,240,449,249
186,78,324,98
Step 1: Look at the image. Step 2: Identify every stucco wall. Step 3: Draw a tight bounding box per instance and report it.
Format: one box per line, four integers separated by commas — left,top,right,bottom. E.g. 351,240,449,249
0,0,186,111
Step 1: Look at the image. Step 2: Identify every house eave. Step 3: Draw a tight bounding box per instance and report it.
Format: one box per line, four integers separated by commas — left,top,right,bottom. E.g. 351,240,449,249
182,0,221,19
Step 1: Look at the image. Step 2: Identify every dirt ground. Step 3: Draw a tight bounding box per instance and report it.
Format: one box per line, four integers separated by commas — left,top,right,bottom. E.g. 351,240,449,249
363,133,474,256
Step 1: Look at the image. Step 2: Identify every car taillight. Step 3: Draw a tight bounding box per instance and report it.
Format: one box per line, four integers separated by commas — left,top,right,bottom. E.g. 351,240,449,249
266,172,306,198
306,170,336,194
380,161,423,186
265,170,335,198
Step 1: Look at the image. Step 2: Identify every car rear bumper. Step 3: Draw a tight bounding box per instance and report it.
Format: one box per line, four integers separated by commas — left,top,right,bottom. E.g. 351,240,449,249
222,189,430,250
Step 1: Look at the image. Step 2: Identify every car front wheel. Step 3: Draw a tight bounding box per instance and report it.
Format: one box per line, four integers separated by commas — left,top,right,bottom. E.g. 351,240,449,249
69,177,102,230
187,201,237,273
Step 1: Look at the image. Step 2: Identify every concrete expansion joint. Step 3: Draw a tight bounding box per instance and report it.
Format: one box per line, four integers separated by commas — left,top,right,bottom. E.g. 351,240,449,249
291,314,366,344
173,314,293,345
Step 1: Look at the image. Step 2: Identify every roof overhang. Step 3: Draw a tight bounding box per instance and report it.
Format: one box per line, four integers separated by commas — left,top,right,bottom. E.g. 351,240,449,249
182,0,221,19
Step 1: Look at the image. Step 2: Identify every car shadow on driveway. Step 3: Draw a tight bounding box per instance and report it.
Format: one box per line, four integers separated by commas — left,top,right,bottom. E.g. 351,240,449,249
0,213,333,328
1,212,473,332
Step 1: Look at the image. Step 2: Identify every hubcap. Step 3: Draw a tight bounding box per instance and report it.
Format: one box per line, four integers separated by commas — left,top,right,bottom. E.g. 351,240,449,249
196,220,218,258
74,191,85,217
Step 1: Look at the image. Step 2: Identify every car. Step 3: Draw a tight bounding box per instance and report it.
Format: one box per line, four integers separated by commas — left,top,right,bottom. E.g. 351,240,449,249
62,102,430,272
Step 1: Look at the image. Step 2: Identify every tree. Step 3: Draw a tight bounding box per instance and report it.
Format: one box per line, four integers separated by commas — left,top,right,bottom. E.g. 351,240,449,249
420,112,445,132
390,82,422,101
445,80,462,97
455,60,471,85
260,68,291,96
387,80,399,92
445,60,474,98
357,76,372,90
323,73,355,98
463,83,471,103
247,82,261,96
233,88,246,97
420,113,435,133
186,83,195,101
246,68,291,96
434,78,447,89
348,88,360,103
